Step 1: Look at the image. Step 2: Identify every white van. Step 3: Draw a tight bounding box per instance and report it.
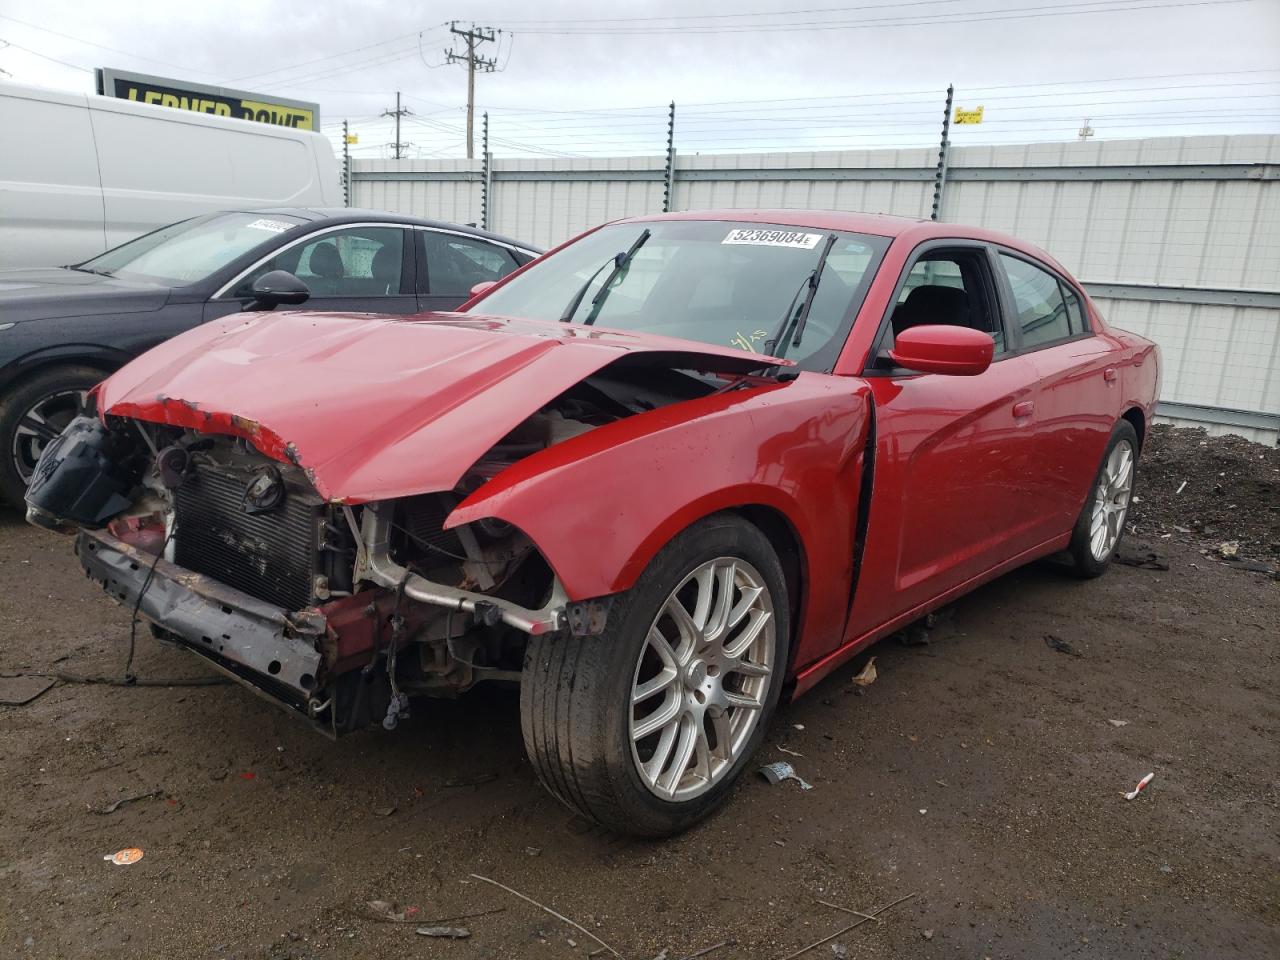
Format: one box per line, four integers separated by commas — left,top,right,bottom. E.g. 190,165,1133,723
0,80,341,269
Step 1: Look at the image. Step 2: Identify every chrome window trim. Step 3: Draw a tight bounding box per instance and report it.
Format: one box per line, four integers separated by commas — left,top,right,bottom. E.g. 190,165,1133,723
411,225,539,262
213,222,412,301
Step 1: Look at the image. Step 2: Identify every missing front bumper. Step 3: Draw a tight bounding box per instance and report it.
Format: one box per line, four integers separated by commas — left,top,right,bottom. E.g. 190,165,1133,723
77,528,325,705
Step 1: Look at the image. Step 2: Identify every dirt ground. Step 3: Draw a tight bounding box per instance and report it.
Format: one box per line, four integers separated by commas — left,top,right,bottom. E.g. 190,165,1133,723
1,427,1277,960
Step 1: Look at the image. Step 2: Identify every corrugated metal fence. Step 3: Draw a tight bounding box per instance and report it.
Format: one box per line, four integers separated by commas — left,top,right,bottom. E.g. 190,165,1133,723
353,134,1280,444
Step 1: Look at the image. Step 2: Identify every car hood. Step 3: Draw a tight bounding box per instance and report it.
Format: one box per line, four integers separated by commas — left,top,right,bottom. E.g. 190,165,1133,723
0,268,171,322
98,310,786,502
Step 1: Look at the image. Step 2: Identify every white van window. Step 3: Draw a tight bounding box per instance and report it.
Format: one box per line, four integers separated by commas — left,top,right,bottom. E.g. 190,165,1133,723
80,212,304,285
0,93,99,188
91,108,315,201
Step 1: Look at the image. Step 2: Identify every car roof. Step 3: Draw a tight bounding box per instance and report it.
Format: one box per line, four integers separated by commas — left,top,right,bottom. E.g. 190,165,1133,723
230,206,542,253
619,208,1064,272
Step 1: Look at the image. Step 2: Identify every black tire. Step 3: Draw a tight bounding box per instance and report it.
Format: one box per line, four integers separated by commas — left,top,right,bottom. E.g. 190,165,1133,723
0,364,104,508
521,514,791,837
1064,420,1140,578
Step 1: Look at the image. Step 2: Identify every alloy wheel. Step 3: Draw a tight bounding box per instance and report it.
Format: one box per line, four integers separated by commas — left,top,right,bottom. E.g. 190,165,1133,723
629,556,776,801
12,389,90,485
1089,439,1135,561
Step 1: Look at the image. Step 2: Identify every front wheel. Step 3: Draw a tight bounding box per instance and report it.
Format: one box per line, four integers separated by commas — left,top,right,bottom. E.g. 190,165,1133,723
1064,420,1139,578
520,515,790,837
0,365,103,507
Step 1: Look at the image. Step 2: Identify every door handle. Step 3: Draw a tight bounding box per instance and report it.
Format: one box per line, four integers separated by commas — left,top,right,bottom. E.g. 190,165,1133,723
1012,400,1035,419
1103,367,1118,382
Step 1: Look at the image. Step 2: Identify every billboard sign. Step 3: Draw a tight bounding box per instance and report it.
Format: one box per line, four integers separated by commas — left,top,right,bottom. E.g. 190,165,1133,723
95,68,319,131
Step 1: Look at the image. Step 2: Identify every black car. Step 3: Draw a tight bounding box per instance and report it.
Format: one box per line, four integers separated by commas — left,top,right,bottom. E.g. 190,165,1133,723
0,208,541,504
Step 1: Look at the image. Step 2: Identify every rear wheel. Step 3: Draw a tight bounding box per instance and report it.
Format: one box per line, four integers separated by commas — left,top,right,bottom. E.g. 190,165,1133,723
520,515,790,836
0,365,103,507
1065,420,1138,578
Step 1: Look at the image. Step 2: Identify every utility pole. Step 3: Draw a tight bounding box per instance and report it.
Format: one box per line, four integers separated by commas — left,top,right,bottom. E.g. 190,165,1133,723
381,91,412,160
1078,118,1095,141
445,22,497,159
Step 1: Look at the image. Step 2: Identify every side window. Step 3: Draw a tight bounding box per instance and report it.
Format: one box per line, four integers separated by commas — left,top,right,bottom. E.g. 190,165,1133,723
1000,254,1072,348
889,251,1006,355
1061,282,1088,335
242,227,405,298
421,231,520,297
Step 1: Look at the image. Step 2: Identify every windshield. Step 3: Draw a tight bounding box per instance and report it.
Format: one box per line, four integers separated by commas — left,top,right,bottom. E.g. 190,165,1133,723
78,212,305,285
471,220,890,369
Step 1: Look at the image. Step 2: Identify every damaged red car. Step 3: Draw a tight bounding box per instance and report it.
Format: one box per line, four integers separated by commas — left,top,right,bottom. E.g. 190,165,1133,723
26,211,1159,836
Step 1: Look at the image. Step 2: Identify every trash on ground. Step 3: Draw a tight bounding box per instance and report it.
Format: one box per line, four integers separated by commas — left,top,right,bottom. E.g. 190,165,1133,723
758,761,814,790
1107,719,1130,728
103,847,144,866
92,789,162,815
1115,547,1170,570
373,806,396,817
415,926,471,939
830,943,848,959
1176,480,1187,494
922,929,935,941
525,846,542,856
793,723,805,730
851,657,878,687
1124,772,1155,800
0,675,58,706
1218,541,1240,559
777,745,804,757
365,900,421,923
1044,634,1082,657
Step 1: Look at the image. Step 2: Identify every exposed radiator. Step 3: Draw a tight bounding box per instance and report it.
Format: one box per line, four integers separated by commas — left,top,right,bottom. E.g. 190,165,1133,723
174,459,323,611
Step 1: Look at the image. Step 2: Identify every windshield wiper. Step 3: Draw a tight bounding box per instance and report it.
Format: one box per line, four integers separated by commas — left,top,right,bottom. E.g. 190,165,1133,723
559,228,651,324
763,233,837,360
70,265,113,277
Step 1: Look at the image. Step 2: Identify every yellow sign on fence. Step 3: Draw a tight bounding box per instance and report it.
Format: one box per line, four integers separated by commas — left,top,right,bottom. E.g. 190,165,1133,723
345,134,360,144
954,106,984,125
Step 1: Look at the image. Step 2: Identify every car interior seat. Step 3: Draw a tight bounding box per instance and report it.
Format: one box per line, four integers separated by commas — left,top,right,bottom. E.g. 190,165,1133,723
892,284,971,337
307,243,346,296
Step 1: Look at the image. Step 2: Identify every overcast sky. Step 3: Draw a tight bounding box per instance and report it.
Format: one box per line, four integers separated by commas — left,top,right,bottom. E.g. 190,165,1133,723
2,0,1277,159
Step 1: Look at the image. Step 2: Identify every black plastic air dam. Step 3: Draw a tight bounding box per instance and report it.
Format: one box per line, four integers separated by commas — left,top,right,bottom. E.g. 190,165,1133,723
25,415,145,529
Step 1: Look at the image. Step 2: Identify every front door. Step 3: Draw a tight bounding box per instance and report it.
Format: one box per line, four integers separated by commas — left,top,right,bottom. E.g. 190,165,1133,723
844,244,1045,639
205,225,418,321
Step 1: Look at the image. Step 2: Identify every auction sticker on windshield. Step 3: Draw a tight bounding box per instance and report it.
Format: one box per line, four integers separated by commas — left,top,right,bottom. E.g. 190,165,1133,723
722,228,823,249
245,218,296,234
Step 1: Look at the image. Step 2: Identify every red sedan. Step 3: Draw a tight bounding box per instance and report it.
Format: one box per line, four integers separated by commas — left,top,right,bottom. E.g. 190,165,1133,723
26,210,1159,836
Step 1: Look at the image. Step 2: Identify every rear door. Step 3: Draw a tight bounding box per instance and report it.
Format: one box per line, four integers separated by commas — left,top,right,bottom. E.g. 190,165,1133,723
846,241,1045,634
416,228,528,312
205,224,417,320
996,251,1119,540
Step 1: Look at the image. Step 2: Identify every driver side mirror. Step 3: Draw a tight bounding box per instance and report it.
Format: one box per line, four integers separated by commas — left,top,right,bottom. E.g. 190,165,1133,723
243,270,311,312
888,324,994,376
469,280,498,298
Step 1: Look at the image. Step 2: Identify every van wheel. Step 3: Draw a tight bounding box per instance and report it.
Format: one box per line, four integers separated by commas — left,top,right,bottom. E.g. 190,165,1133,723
0,365,103,507
520,515,790,837
1065,420,1139,578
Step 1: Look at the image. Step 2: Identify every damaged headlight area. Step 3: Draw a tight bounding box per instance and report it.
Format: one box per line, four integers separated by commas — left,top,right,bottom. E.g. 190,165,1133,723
24,414,586,737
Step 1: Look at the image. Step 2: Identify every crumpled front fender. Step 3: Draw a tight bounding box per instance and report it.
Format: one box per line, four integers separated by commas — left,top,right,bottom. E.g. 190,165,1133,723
448,373,873,666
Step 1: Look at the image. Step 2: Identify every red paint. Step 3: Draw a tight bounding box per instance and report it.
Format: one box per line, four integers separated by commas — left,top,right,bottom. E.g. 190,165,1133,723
888,324,994,376
96,310,783,503
97,210,1159,698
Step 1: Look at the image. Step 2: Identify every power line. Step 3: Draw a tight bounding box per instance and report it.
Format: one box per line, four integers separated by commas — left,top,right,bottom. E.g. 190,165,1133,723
0,36,92,73
0,13,221,75
508,0,1254,34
